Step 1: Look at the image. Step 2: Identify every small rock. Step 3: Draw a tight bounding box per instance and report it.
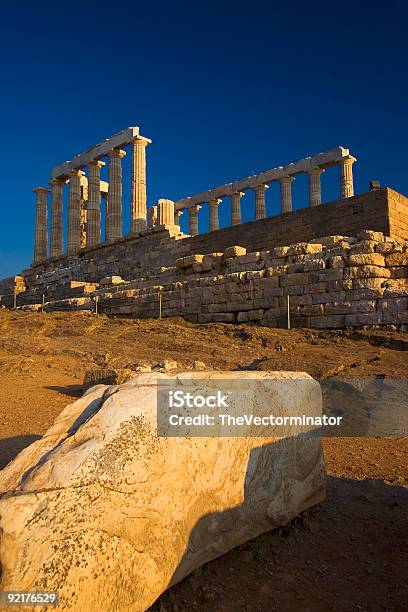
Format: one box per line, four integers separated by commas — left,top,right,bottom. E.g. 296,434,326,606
83,368,135,390
160,359,178,371
193,360,206,370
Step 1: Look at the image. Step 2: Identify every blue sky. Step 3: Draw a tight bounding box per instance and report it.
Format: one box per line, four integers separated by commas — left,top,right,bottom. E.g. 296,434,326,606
0,0,407,278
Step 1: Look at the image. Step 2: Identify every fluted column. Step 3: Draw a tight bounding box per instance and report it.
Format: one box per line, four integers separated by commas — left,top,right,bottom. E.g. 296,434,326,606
208,198,222,231
158,199,175,225
130,137,151,235
308,168,324,207
49,178,64,257
230,192,244,226
86,160,105,248
33,187,50,264
67,170,84,255
253,184,269,220
147,205,158,230
174,209,183,227
107,149,125,242
189,204,201,236
279,176,294,214
339,155,357,198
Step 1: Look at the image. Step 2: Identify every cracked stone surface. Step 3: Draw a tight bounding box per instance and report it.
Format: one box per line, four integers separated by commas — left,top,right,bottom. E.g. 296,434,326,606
0,371,325,611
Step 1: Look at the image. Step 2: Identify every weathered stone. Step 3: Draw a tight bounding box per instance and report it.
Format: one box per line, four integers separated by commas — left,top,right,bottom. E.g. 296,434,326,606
0,372,325,610
385,252,408,267
357,230,384,242
344,266,391,279
224,246,247,258
347,253,385,267
83,367,135,389
99,275,126,287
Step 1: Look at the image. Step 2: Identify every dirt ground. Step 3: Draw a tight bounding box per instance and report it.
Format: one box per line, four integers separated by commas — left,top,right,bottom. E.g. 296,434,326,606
0,310,407,611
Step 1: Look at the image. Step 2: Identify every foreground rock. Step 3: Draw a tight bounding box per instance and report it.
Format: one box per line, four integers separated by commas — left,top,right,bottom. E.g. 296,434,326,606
0,371,325,611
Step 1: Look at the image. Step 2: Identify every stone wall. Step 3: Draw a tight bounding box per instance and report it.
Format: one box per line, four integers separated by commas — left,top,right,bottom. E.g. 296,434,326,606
94,230,407,329
20,189,408,294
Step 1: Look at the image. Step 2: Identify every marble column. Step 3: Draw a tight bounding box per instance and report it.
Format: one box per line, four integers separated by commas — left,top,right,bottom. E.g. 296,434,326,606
107,149,125,242
279,176,294,214
147,205,158,230
208,198,222,231
86,160,105,248
174,209,183,227
231,192,244,226
67,170,84,255
308,168,324,207
33,187,50,264
49,178,64,257
130,137,151,235
189,204,201,236
339,155,357,198
158,199,175,225
253,184,269,220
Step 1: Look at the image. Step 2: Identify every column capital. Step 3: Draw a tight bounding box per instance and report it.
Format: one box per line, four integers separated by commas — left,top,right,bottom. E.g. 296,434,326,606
340,155,357,165
190,204,202,212
88,160,106,169
252,183,269,192
131,136,152,146
108,148,126,159
33,186,51,193
232,191,245,198
69,169,85,178
49,177,65,186
308,167,325,176
208,198,222,206
279,175,295,184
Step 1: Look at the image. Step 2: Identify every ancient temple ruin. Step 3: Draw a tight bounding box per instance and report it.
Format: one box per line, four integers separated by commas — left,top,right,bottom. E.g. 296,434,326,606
1,126,407,329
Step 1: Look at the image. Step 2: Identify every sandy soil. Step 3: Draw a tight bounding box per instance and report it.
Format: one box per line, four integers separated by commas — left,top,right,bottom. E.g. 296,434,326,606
0,310,407,611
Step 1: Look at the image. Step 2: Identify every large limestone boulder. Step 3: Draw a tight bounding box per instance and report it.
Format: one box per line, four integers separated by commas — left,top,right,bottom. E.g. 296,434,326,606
0,371,325,611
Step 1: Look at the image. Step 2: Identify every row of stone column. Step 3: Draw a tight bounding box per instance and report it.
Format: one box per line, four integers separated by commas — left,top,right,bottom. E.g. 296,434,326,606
33,138,150,264
182,155,356,235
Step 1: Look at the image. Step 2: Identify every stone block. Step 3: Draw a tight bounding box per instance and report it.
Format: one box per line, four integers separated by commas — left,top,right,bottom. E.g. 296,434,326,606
176,255,205,270
349,241,377,254
99,275,125,287
0,372,325,611
304,259,326,272
280,273,309,287
357,230,385,242
310,315,346,328
224,246,247,258
344,313,383,326
347,253,385,267
327,256,345,269
311,291,346,305
385,252,408,266
344,266,391,280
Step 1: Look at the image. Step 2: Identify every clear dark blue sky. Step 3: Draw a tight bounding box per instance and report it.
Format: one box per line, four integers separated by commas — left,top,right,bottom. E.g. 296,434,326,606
0,0,407,278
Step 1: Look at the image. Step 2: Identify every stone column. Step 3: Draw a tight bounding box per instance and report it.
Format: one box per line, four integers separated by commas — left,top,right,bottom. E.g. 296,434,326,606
339,155,357,198
308,168,324,207
130,137,151,235
208,198,222,231
174,209,183,227
86,160,105,248
67,170,84,255
189,204,201,236
49,178,64,257
147,206,158,230
231,192,244,226
158,199,175,226
253,184,269,220
33,187,50,264
279,176,294,214
107,149,126,242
